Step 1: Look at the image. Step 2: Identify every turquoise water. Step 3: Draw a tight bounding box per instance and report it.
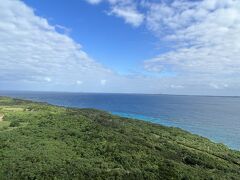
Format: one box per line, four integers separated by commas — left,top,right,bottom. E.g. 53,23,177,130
0,91,240,150
112,112,239,149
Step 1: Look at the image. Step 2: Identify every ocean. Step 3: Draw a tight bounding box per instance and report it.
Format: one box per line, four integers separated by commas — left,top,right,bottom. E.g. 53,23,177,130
0,91,239,150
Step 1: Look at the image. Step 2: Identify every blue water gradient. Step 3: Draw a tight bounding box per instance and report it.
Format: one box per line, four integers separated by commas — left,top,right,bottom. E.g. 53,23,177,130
112,112,239,150
0,91,239,150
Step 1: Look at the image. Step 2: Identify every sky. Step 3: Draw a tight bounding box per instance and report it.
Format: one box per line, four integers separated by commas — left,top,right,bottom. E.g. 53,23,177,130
0,0,240,95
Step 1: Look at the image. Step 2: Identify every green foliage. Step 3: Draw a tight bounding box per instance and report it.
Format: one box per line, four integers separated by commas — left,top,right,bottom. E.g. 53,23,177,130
9,121,20,127
0,97,239,180
0,121,10,131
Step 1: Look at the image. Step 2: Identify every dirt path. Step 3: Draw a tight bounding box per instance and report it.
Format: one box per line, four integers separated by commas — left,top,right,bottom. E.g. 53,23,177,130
0,114,4,122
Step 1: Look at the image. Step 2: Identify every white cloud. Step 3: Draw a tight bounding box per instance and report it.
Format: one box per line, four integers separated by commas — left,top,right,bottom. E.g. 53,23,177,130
170,84,184,89
85,0,102,5
209,83,229,89
143,0,240,92
100,79,107,85
55,24,71,34
45,77,52,82
109,5,144,27
76,80,83,85
0,0,113,91
86,0,144,27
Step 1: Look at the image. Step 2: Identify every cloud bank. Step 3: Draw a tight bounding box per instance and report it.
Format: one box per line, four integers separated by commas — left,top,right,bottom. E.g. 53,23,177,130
85,0,240,95
144,0,240,87
0,0,115,91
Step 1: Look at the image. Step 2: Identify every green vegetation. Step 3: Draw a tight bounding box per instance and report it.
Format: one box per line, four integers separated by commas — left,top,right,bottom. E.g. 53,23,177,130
0,97,239,179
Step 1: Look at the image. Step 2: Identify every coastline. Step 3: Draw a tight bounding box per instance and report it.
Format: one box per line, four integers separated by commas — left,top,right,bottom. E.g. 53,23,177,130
0,94,239,150
0,96,240,179
112,112,239,151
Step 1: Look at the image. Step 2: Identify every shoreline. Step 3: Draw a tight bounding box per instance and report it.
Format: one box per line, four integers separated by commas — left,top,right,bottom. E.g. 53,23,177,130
1,95,239,151
112,111,239,151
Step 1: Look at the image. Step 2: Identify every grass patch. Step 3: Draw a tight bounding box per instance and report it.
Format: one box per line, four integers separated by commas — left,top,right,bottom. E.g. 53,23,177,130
0,121,10,131
0,107,24,112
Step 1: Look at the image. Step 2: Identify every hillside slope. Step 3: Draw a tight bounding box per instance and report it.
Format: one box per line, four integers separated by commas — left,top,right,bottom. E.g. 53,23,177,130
0,97,240,179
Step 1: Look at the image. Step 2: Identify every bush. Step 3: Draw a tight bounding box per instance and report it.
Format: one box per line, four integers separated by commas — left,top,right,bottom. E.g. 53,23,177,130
9,121,20,127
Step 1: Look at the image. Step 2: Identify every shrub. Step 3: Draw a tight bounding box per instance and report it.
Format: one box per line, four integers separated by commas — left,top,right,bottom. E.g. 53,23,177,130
9,121,20,127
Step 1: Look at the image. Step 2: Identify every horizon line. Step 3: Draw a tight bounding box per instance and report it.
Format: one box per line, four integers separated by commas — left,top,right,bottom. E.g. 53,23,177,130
0,89,239,98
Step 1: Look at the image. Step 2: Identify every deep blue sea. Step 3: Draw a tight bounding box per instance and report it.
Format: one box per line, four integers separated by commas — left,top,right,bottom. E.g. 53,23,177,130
0,91,239,150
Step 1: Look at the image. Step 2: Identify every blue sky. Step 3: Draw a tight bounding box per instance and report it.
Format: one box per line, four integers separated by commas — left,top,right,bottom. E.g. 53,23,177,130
23,0,160,74
0,0,240,95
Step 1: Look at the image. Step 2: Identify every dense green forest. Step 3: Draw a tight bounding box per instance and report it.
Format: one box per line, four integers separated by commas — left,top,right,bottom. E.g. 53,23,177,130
0,97,240,179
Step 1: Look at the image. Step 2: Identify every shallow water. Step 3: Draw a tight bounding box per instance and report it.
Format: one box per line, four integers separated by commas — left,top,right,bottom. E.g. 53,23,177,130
1,91,239,150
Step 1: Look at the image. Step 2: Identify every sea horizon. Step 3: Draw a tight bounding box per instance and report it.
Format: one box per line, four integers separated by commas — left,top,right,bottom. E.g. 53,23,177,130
1,90,240,98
